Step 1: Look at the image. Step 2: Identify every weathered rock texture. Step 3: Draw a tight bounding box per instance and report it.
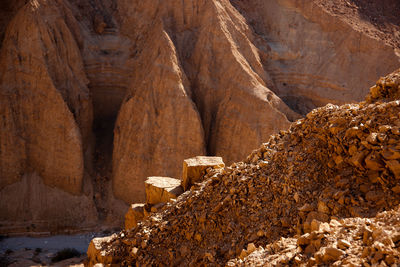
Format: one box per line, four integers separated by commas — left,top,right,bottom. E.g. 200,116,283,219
0,0,399,232
124,204,145,231
231,0,400,114
144,177,183,205
86,69,400,266
0,0,28,48
87,235,115,266
123,156,225,231
0,0,92,194
182,156,225,190
231,207,400,266
111,27,205,204
0,0,99,232
366,68,400,103
0,174,97,234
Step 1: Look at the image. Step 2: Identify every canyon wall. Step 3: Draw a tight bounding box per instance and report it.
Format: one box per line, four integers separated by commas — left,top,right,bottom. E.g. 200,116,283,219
231,0,400,113
0,0,398,233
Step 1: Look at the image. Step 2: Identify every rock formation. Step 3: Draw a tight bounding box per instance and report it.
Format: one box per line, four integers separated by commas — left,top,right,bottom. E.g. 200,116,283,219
124,204,145,231
111,26,205,204
0,0,97,233
85,69,400,266
231,0,400,114
122,156,224,234
0,0,399,233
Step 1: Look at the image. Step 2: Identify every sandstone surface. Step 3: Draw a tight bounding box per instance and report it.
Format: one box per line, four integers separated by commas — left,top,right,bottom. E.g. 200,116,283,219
0,0,399,233
86,69,400,266
86,235,115,266
0,0,90,194
0,173,97,234
144,177,183,205
124,204,145,230
111,26,205,204
0,0,99,232
231,0,400,114
182,156,225,190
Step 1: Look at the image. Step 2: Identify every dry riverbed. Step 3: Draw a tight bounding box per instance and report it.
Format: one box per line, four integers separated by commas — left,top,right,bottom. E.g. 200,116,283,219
0,232,109,266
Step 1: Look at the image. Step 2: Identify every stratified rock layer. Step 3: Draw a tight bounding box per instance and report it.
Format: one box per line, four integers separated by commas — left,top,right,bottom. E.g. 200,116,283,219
0,0,98,232
231,0,400,114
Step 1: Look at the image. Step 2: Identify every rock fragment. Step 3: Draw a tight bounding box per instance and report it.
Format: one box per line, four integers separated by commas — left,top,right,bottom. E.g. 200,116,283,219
125,204,145,230
337,239,351,250
145,177,183,205
87,236,117,267
182,156,225,190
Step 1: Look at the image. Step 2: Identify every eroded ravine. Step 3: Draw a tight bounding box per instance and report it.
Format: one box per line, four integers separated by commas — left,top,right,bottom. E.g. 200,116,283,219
83,14,133,220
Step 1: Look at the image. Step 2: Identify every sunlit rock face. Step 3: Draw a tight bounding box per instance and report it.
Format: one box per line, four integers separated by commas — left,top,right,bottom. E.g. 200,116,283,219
0,0,399,233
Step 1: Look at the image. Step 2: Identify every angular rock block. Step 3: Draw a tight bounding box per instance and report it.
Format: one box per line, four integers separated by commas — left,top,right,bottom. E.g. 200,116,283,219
87,236,115,267
124,203,145,230
182,156,225,190
145,177,183,205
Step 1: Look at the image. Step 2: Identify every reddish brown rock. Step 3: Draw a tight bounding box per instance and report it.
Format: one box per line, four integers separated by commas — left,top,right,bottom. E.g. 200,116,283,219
182,156,225,190
0,0,99,233
144,177,183,205
112,26,206,204
386,160,400,178
1,0,400,235
124,203,145,230
0,0,91,194
367,68,400,103
87,235,116,267
232,0,400,114
87,70,400,266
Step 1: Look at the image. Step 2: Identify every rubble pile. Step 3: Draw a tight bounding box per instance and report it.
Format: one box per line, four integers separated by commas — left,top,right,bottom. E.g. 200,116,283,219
121,157,224,233
87,70,400,266
230,206,400,266
366,68,400,103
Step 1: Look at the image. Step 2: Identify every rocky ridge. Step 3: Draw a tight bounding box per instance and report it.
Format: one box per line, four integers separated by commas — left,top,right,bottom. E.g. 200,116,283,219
87,69,400,266
1,0,400,233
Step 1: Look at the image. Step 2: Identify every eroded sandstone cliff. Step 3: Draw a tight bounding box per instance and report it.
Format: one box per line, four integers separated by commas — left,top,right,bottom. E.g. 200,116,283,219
0,0,399,233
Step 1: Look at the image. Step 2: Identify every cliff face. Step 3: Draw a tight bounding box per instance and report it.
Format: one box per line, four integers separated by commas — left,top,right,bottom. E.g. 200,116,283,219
231,0,400,113
112,26,206,204
0,0,97,233
0,0,399,233
112,0,298,203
